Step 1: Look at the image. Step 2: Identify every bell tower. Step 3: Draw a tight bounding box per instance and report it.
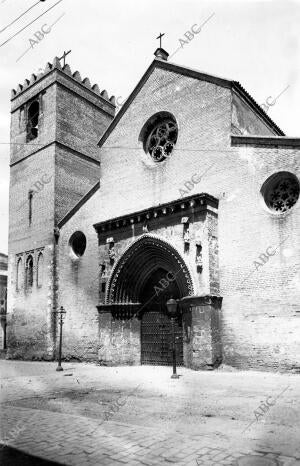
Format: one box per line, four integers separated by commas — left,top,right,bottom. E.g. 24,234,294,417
7,55,116,359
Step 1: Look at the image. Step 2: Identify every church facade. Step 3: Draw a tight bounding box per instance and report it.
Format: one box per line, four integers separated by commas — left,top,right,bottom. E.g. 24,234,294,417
7,48,300,371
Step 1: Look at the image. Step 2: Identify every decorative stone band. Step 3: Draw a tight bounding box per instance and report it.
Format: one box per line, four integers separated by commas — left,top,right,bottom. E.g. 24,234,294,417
96,295,222,321
231,135,300,147
180,294,223,309
97,303,141,320
93,192,218,234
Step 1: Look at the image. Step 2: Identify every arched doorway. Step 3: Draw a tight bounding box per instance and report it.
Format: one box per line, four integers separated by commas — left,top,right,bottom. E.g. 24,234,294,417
106,234,194,366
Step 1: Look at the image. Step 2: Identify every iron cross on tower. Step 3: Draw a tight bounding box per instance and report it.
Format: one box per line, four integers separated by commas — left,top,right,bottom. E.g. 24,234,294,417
156,32,165,48
58,49,72,67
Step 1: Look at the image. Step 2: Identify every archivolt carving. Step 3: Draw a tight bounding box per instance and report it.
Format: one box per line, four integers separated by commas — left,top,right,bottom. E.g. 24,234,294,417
106,233,194,303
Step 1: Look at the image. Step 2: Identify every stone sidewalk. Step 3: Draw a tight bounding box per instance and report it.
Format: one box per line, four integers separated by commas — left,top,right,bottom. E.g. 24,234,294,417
1,361,300,465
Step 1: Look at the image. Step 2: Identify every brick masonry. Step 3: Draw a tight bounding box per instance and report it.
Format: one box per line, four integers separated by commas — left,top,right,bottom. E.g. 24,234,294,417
7,58,115,360
6,56,300,371
0,253,7,350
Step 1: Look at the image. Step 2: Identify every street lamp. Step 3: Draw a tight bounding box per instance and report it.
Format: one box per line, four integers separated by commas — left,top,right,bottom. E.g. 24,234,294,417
166,298,180,379
55,306,66,372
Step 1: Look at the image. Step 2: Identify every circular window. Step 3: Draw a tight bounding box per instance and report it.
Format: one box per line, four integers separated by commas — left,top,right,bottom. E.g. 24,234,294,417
139,112,178,163
69,231,86,257
262,172,299,214
145,119,178,162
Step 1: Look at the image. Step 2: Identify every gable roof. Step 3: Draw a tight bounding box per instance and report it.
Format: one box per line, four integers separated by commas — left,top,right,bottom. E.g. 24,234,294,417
97,58,284,148
58,57,286,229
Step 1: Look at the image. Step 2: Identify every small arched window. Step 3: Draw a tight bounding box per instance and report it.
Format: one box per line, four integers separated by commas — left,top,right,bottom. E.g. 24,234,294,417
27,100,39,141
37,253,44,288
28,190,33,225
16,257,23,291
25,255,34,290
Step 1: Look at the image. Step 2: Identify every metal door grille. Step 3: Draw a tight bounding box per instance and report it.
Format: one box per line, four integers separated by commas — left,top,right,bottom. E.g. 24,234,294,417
141,311,183,366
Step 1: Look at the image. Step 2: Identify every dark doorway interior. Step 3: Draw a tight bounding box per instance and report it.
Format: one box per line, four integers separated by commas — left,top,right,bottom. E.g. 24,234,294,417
140,268,183,366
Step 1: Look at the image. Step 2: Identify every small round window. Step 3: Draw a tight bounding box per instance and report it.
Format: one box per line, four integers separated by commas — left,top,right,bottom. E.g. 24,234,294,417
69,231,86,257
261,172,299,214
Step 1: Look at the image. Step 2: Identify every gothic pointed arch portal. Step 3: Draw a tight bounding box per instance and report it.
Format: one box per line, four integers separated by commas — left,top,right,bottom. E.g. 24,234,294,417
105,234,194,366
106,234,194,305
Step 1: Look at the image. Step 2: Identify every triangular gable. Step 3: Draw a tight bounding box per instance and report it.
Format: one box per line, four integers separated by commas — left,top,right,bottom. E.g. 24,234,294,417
97,58,284,148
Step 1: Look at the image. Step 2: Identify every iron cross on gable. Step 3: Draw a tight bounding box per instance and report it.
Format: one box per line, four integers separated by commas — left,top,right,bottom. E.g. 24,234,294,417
58,49,71,67
156,32,165,48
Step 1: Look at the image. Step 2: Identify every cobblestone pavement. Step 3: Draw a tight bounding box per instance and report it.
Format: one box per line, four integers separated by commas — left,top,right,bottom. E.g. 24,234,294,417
1,361,300,465
1,404,299,466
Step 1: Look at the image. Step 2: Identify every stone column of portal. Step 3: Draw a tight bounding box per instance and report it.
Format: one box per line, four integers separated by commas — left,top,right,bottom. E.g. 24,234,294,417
181,295,222,370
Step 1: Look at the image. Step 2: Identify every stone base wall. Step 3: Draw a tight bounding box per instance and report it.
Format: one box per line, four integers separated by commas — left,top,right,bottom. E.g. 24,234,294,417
182,295,222,370
98,313,141,366
95,295,222,370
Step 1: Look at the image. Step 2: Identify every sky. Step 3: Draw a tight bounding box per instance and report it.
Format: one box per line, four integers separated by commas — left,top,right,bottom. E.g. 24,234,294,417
0,0,300,254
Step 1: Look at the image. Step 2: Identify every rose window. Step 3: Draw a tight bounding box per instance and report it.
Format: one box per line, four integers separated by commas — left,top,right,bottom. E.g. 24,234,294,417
145,120,178,162
263,173,299,213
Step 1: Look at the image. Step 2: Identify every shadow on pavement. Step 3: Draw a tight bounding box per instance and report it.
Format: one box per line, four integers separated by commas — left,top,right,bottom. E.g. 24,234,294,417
0,444,61,465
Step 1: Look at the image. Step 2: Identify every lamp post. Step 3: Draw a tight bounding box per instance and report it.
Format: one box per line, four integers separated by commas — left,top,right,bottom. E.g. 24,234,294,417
55,306,66,372
166,298,179,379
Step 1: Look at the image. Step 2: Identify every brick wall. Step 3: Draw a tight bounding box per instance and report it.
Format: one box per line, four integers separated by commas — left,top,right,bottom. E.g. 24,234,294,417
56,191,102,361
7,146,55,359
218,144,300,371
56,186,218,364
7,245,54,359
7,63,115,360
231,92,276,136
54,146,99,223
93,66,299,371
8,60,300,371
